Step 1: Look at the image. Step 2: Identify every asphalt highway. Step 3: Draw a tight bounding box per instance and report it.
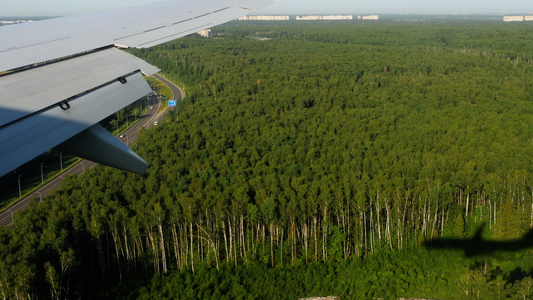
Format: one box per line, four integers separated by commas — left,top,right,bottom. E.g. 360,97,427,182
153,73,185,103
0,75,184,226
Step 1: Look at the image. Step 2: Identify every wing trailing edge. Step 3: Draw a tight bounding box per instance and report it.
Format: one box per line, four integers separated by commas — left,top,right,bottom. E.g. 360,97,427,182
0,48,159,128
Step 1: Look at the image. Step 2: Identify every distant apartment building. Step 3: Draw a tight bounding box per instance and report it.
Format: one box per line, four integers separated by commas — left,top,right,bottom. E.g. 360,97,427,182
296,15,322,21
238,15,289,21
526,16,533,21
322,15,353,20
503,16,525,22
0,20,32,26
197,29,211,37
238,15,353,21
361,15,379,20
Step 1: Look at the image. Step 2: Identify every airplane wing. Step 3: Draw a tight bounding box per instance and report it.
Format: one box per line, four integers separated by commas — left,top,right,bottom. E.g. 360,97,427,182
0,0,278,177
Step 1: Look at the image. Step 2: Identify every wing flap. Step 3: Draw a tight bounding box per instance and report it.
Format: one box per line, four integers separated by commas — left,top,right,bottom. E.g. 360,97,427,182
0,48,159,128
0,72,151,177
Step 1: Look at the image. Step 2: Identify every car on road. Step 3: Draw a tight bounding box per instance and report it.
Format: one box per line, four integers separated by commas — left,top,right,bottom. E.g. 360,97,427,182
154,121,158,126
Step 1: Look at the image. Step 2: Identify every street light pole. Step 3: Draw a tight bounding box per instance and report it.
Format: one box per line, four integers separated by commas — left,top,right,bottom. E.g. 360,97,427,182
40,162,44,183
18,175,22,198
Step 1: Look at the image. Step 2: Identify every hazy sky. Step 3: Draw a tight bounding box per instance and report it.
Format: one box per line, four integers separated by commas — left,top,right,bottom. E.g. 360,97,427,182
1,0,532,17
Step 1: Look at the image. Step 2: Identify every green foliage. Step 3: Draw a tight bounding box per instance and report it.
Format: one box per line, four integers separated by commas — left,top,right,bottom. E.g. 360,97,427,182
113,248,533,299
453,214,466,238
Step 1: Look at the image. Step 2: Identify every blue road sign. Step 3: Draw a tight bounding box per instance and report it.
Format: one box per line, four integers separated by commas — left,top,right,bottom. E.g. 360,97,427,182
169,100,177,106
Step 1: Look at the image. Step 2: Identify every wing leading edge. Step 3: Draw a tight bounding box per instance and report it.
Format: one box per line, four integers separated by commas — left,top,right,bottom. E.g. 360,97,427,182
0,0,278,177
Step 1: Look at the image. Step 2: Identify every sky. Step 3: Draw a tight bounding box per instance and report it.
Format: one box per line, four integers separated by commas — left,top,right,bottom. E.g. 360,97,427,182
0,0,532,17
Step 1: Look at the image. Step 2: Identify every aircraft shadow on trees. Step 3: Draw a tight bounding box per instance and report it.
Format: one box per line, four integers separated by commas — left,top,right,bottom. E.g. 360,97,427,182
423,224,533,257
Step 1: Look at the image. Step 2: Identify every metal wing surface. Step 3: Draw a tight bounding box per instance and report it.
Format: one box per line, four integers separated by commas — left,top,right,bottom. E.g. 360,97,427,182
0,0,278,177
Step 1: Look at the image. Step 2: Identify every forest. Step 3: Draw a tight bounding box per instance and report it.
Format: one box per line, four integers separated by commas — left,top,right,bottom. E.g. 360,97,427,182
2,20,533,298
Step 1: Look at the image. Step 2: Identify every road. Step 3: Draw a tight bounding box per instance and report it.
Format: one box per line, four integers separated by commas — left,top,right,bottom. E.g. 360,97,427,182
153,73,185,103
0,75,183,226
